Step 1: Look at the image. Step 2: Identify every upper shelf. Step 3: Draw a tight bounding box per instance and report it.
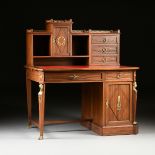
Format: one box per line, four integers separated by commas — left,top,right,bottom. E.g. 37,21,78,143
26,30,51,35
33,56,89,58
72,30,120,34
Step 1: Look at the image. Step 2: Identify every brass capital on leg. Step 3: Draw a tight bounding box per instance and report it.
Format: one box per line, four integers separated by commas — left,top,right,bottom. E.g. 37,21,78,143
38,84,44,95
133,81,137,93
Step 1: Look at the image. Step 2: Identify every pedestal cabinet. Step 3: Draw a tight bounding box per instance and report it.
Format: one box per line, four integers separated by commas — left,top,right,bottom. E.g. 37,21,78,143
81,70,138,136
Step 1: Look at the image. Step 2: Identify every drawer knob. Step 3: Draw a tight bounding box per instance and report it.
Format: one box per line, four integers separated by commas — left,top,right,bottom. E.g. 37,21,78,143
103,38,106,43
69,74,79,80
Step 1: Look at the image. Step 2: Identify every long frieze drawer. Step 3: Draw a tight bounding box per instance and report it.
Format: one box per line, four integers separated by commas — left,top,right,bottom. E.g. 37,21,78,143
105,71,133,81
91,45,118,55
92,35,118,44
91,56,118,65
45,72,102,82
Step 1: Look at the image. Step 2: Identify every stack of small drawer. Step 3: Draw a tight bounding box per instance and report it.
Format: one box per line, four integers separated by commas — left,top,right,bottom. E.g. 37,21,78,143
90,31,120,66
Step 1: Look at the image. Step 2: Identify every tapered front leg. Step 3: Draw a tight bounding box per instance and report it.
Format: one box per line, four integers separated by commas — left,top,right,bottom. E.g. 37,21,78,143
26,78,32,128
38,83,46,140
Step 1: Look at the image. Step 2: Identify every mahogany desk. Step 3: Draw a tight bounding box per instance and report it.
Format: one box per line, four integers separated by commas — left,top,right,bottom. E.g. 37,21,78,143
26,65,139,140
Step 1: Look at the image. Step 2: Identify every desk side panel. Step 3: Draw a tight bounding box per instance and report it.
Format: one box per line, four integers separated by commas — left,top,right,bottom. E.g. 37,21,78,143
81,83,104,129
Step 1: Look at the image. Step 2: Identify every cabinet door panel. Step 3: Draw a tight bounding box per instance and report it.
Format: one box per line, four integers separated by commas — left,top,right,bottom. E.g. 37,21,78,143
106,82,132,126
52,27,70,56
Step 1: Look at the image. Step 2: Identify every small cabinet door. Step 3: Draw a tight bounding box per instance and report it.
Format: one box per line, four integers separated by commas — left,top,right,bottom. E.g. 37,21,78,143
52,26,71,56
105,82,132,126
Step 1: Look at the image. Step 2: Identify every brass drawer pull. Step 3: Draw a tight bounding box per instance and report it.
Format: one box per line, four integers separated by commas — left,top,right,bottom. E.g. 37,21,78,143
98,48,106,53
69,74,79,79
102,48,107,52
117,95,121,111
116,73,121,79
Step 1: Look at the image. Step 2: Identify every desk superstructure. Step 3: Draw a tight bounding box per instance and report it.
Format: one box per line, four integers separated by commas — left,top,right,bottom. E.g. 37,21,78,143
25,19,139,140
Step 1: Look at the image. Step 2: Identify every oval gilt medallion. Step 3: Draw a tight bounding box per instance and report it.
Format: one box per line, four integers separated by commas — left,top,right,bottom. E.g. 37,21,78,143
56,36,66,46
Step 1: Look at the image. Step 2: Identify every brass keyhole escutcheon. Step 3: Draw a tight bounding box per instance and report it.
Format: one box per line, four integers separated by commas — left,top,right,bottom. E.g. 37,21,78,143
106,99,109,108
56,36,66,46
117,95,121,111
102,58,106,62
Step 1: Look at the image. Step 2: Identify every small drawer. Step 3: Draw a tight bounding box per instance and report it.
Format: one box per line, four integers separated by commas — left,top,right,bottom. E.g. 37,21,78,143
91,45,118,55
91,56,118,65
92,35,118,44
45,72,102,82
105,71,133,81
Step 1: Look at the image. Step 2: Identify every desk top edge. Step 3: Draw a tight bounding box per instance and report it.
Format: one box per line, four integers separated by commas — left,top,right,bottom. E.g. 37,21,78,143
25,65,140,71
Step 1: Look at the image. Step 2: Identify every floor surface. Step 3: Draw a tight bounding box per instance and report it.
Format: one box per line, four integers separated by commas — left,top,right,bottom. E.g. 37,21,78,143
0,91,155,155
